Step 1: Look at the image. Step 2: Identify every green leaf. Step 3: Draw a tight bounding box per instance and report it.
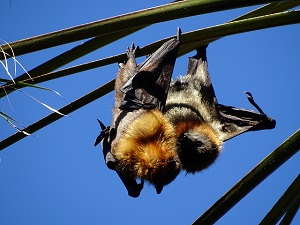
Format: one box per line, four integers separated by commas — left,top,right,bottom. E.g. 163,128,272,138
0,0,282,59
0,111,30,136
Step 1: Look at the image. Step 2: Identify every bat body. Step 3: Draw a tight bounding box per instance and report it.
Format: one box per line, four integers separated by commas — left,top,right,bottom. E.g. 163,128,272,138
95,33,181,196
164,45,276,173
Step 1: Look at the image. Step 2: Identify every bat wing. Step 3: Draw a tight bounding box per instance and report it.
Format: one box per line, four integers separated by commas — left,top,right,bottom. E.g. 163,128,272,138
96,43,139,170
94,119,115,170
165,45,276,174
119,36,180,111
216,93,276,142
94,119,145,198
95,31,181,197
114,43,138,108
189,45,276,142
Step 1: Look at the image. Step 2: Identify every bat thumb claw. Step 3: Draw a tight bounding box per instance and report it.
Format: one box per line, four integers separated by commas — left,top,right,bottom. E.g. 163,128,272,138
244,91,252,98
97,119,107,130
244,91,266,115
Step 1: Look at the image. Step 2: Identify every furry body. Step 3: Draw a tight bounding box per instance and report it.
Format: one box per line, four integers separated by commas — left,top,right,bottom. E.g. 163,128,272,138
165,45,276,174
98,36,181,195
165,48,222,173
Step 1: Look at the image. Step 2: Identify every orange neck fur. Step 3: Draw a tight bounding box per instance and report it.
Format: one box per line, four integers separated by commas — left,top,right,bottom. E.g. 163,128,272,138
175,120,221,146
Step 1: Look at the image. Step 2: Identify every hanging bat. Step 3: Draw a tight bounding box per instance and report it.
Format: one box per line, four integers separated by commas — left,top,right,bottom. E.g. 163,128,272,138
164,45,276,174
95,30,181,197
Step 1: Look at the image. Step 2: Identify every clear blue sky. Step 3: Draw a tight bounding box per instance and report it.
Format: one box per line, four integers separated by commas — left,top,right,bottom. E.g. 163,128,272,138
1,1,299,224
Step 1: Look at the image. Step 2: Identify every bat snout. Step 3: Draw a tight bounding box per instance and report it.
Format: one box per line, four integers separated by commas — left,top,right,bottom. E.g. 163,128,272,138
177,132,221,173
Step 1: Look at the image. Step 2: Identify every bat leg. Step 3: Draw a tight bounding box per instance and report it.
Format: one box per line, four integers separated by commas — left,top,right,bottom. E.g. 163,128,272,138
116,172,144,198
194,44,208,59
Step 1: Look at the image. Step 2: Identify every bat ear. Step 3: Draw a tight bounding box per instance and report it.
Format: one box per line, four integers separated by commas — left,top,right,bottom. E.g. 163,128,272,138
216,92,276,141
155,184,163,194
116,172,144,198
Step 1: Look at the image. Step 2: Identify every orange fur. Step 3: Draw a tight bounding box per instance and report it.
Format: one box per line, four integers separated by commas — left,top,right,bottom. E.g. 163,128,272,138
114,109,180,185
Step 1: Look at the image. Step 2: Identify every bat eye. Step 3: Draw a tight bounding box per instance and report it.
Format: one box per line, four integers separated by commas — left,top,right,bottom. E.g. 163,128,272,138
174,80,182,87
178,134,188,141
172,80,187,88
195,141,203,147
222,125,230,132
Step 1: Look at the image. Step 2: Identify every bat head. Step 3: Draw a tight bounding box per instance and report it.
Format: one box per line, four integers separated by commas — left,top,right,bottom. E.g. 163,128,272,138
178,130,222,173
172,119,223,173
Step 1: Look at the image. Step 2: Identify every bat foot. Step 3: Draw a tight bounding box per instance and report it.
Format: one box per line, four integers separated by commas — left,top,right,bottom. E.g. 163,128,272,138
127,43,139,58
194,44,208,60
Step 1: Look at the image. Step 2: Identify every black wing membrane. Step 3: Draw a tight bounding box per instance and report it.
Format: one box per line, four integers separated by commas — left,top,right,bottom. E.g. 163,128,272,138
94,120,143,198
217,93,276,141
94,43,144,198
185,45,276,141
120,35,180,111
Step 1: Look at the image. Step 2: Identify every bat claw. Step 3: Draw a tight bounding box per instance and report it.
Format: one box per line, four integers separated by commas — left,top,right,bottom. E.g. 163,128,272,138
127,43,139,58
128,42,135,53
244,91,266,116
94,119,110,146
97,119,106,130
244,91,276,129
177,27,182,41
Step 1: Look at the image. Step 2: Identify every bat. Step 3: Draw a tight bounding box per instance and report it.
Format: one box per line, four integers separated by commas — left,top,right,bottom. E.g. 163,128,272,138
95,30,181,197
164,45,276,174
